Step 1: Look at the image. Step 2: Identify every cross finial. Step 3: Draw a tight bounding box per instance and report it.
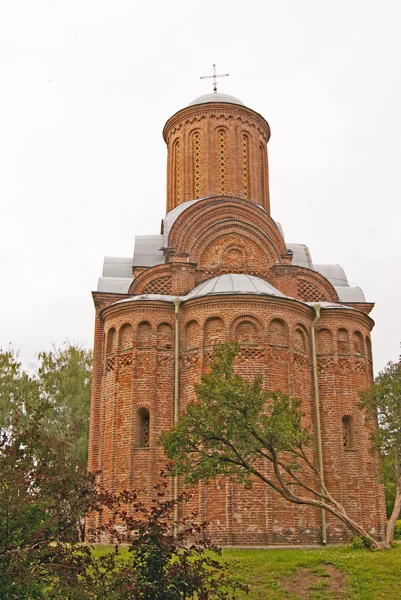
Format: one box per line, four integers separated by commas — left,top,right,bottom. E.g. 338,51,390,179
200,64,229,93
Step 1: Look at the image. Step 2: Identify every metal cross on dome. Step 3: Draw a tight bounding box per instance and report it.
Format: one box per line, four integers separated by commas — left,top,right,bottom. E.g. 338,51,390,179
200,64,229,93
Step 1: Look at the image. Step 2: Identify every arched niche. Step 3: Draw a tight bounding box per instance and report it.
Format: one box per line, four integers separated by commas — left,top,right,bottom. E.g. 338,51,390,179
366,336,373,362
185,320,200,350
204,317,225,346
234,319,261,345
316,329,333,355
353,331,364,355
294,326,307,353
268,318,288,346
106,327,116,354
119,323,133,350
337,328,349,354
138,321,152,348
157,323,174,349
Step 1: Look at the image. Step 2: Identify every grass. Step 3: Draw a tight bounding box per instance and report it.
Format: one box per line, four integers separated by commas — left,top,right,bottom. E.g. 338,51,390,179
221,544,401,599
92,543,401,599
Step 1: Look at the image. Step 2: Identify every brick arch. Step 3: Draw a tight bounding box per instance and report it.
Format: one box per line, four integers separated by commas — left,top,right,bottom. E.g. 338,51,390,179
295,268,338,303
353,331,365,356
129,264,172,295
268,318,289,346
294,324,308,353
193,223,281,271
204,316,225,346
157,323,174,349
106,327,116,354
230,315,263,344
337,328,350,354
167,197,286,258
270,265,338,303
185,320,200,350
316,328,333,355
118,323,133,350
137,321,152,347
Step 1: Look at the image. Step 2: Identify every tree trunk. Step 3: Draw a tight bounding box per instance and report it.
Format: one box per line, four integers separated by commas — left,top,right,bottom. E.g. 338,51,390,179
385,464,401,548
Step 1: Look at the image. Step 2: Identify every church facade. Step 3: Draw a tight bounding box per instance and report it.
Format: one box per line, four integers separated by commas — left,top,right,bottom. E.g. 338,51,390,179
88,91,385,545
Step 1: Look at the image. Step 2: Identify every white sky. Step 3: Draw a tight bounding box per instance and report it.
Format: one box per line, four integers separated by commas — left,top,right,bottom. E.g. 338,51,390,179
1,0,400,374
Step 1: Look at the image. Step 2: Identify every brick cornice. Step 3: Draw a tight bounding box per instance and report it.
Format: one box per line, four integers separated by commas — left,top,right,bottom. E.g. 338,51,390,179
163,102,270,144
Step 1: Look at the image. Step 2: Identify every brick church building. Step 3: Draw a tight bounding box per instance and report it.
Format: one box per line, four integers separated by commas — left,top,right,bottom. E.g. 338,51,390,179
88,89,385,545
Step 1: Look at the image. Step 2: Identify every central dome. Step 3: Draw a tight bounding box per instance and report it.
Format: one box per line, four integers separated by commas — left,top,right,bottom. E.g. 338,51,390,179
188,92,245,107
185,274,286,300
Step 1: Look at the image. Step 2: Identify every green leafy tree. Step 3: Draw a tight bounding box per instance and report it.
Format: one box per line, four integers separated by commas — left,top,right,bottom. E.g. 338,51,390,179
37,343,92,463
163,343,384,549
0,343,92,465
0,347,40,429
0,401,98,598
0,405,245,598
361,353,401,547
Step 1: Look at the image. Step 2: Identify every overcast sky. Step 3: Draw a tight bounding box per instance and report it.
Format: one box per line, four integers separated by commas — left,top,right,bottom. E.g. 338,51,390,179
1,0,400,374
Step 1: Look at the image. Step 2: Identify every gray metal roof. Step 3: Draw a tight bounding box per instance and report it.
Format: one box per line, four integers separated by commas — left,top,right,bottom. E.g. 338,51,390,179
333,286,366,302
185,274,286,300
162,199,201,243
313,264,348,287
287,243,313,269
102,256,133,278
97,277,132,294
188,93,245,107
133,235,164,267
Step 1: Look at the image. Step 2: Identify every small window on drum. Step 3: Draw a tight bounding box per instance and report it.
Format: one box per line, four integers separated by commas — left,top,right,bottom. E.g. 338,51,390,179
342,415,353,450
137,407,150,448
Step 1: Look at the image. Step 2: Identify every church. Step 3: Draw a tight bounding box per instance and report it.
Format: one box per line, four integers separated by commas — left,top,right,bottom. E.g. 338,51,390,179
87,82,385,545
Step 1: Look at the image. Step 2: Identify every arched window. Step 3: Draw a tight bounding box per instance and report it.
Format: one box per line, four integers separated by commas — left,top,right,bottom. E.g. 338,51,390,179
193,131,201,199
242,134,249,199
136,407,150,448
218,129,227,195
173,139,180,205
342,415,353,449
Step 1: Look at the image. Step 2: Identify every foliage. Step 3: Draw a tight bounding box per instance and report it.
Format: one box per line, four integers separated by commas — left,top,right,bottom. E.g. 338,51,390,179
0,342,92,464
37,342,92,463
87,478,248,599
394,520,401,539
163,343,384,549
0,402,98,598
0,405,245,598
360,353,401,546
0,347,40,430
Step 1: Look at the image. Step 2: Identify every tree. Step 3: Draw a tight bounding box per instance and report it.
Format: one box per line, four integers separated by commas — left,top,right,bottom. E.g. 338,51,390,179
0,343,92,465
360,353,401,547
0,405,245,598
163,343,384,549
0,401,98,598
0,347,40,430
37,342,92,463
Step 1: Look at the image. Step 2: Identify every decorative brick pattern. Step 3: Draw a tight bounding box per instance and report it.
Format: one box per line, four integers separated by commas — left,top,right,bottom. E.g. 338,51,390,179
143,276,172,295
88,95,385,547
297,279,326,302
